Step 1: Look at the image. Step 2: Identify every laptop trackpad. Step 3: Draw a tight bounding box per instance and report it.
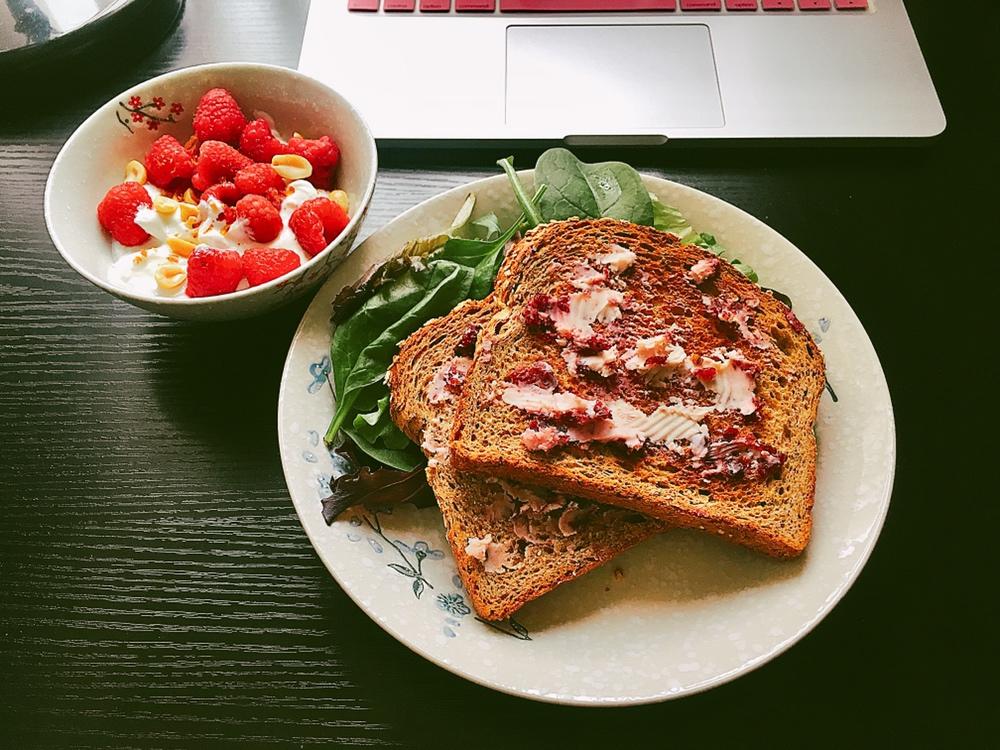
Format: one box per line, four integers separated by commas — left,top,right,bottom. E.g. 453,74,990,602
505,25,723,130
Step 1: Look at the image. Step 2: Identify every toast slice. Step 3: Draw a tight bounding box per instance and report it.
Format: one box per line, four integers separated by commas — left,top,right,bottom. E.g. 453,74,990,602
387,297,664,621
450,218,826,558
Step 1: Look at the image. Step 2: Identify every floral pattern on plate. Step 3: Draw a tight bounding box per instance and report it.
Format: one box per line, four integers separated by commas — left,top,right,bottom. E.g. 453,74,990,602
278,172,893,705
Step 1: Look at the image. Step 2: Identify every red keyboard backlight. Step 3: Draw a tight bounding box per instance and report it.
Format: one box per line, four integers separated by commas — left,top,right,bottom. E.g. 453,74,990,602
500,1,677,9
348,0,867,12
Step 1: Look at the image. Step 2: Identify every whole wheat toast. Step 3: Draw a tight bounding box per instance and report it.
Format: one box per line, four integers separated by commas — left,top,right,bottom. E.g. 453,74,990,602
450,218,826,558
387,297,664,621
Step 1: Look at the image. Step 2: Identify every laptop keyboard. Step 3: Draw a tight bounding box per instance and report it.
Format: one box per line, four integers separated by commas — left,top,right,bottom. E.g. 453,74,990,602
348,0,869,11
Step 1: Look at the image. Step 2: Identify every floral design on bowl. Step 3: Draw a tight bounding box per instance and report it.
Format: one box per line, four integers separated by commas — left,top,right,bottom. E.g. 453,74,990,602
116,95,185,133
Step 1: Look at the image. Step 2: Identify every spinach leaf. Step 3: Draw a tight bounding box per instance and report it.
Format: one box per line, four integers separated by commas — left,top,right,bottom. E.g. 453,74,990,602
326,259,474,442
354,397,411,451
497,157,543,228
730,261,759,284
534,148,653,226
437,185,544,299
437,215,523,299
651,194,698,241
329,264,444,401
346,397,423,471
342,425,425,472
471,212,501,240
692,231,726,256
352,395,391,444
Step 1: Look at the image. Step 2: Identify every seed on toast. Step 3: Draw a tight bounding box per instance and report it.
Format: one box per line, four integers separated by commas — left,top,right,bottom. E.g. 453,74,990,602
450,218,825,558
387,297,664,621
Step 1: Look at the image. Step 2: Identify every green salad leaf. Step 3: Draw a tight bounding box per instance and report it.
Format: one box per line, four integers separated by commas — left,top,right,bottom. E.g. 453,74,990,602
651,194,698,241
326,259,474,445
437,186,543,299
497,157,543,228
471,212,501,240
534,147,654,226
438,234,513,300
391,192,479,261
345,396,424,471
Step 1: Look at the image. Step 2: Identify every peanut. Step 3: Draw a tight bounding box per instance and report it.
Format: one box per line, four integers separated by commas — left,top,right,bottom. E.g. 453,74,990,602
124,160,147,184
154,264,187,291
153,196,179,215
328,190,349,212
166,236,196,258
271,154,313,181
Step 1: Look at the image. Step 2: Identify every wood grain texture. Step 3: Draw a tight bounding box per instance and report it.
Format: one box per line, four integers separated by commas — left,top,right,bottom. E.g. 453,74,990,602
1,0,993,747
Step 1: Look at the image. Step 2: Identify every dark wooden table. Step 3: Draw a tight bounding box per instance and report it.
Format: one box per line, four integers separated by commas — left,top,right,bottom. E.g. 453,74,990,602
2,1,992,746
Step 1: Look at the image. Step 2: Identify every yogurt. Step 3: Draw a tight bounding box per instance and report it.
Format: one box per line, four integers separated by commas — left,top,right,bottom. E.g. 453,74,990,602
108,180,333,297
108,245,188,297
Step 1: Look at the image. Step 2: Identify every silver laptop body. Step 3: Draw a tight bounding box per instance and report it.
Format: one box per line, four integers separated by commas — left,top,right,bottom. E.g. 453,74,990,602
298,0,944,144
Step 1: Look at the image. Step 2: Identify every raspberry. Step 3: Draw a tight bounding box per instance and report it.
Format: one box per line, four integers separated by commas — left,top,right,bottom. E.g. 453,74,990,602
243,247,302,287
235,194,283,243
239,118,284,162
97,182,152,246
263,187,285,209
144,135,196,189
234,163,285,197
186,247,244,298
192,141,252,191
286,135,340,188
288,197,350,256
192,88,246,145
200,181,240,205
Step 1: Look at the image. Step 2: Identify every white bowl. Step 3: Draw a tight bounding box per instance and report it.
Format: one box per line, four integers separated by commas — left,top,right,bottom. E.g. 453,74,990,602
45,62,377,321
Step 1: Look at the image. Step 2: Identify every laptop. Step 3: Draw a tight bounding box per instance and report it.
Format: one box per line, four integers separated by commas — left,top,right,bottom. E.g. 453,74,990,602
298,0,944,145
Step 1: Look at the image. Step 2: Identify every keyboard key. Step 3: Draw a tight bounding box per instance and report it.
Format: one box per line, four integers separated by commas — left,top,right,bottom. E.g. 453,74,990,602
420,0,450,8
797,0,831,9
384,0,415,9
761,0,793,8
348,0,379,9
456,0,495,8
680,0,721,9
834,0,867,8
726,0,757,9
500,1,676,10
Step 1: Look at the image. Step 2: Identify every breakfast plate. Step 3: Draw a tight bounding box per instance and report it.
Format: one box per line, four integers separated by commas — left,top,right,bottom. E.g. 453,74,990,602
277,171,895,705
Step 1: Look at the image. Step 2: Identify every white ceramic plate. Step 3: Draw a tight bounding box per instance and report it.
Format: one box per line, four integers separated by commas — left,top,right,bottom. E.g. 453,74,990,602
278,172,895,706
